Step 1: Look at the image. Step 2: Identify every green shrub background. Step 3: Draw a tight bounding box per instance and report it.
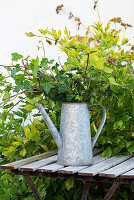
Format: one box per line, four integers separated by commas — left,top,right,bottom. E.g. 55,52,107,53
0,4,134,199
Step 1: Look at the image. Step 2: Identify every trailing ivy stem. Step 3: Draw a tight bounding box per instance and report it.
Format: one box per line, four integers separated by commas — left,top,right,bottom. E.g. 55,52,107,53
35,35,56,42
2,89,42,101
96,4,101,24
39,40,45,57
60,9,87,29
63,189,70,200
2,97,26,117
0,75,11,81
122,28,126,39
0,64,16,68
84,53,90,85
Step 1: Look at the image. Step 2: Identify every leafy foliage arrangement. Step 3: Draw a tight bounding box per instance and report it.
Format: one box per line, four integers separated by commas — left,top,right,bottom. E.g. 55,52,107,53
0,2,134,199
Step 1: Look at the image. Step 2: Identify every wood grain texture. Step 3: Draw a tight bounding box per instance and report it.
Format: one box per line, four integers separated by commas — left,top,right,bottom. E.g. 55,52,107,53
19,155,57,171
58,153,107,174
99,157,134,178
0,150,57,170
0,149,101,170
38,150,103,173
38,163,63,173
121,169,134,179
78,155,131,176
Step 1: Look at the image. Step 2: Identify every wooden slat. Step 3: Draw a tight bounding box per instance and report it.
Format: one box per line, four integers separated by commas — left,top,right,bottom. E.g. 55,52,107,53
120,169,134,179
99,157,134,178
39,163,64,173
93,154,107,164
58,154,107,174
38,149,102,174
0,147,100,170
19,155,57,171
0,150,57,170
92,148,102,156
78,155,131,176
38,151,104,173
58,165,88,174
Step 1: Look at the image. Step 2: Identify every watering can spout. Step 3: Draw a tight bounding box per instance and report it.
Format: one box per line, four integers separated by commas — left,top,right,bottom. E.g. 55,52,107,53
37,104,62,149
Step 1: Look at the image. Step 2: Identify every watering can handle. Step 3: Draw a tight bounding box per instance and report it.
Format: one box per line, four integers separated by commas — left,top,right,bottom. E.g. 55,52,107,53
89,104,106,149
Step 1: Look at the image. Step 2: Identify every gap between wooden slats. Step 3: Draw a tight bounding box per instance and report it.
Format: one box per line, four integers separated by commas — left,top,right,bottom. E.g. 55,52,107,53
92,148,102,156
78,155,132,177
38,149,103,173
0,150,57,170
120,168,134,179
0,148,101,171
20,151,102,173
99,156,134,178
57,154,107,174
38,163,64,173
19,155,57,171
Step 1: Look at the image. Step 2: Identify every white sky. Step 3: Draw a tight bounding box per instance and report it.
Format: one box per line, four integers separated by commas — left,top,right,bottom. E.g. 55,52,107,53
0,0,133,66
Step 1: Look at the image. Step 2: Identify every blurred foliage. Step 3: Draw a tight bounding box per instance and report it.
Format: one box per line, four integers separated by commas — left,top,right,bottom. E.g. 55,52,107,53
0,3,134,199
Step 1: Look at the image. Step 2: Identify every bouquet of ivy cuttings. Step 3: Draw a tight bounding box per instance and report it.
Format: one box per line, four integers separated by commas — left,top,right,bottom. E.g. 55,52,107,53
24,4,133,105
1,2,134,160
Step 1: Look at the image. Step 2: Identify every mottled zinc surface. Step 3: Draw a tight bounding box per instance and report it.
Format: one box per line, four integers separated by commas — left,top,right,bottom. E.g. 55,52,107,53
37,103,106,166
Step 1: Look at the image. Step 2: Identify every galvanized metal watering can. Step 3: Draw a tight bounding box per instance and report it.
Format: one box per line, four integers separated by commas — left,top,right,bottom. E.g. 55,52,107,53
37,103,106,166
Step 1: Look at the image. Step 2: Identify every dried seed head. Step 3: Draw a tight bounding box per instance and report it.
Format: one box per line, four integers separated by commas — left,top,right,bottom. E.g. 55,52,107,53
131,45,134,51
106,56,117,63
86,26,90,36
46,39,52,45
69,36,73,40
94,0,99,10
69,12,74,19
56,5,64,14
110,17,122,23
77,22,81,30
55,40,58,45
77,36,84,41
121,22,132,29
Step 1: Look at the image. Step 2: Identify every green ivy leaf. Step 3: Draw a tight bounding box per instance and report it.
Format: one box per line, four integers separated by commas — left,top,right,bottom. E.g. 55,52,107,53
64,26,70,37
15,111,24,117
1,174,12,180
121,115,131,121
66,94,74,101
41,83,54,94
25,32,35,37
91,59,104,70
126,142,131,148
13,85,23,93
24,104,35,111
105,21,110,31
40,58,49,69
55,195,65,200
24,127,32,140
11,53,23,62
102,146,112,158
3,92,11,103
113,120,124,130
108,77,119,85
30,56,39,77
3,102,14,109
65,179,74,190
58,84,67,93
103,67,113,73
127,145,134,155
20,148,26,157
112,147,121,155
121,38,128,45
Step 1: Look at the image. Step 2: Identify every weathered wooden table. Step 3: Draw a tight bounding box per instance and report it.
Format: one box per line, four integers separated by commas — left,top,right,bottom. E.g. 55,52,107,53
1,149,134,200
